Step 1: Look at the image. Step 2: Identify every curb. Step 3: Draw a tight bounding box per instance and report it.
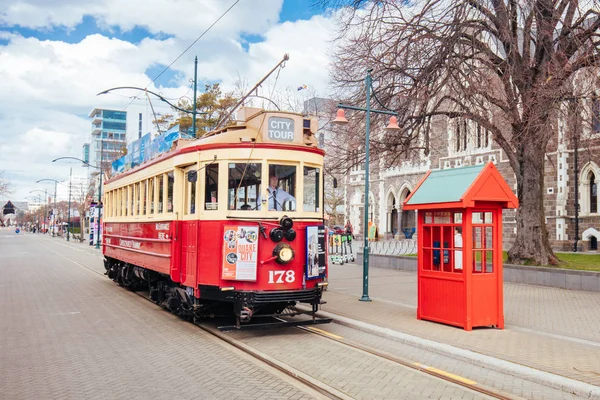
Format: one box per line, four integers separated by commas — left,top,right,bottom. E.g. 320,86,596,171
307,307,600,400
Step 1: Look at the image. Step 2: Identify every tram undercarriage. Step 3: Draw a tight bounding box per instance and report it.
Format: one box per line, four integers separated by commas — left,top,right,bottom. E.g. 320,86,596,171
103,257,331,330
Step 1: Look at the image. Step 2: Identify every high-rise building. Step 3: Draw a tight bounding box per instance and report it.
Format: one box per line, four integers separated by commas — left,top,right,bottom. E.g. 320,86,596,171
88,108,128,171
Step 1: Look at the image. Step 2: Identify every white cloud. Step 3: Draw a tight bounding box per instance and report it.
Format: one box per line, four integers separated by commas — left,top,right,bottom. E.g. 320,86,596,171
0,0,283,39
0,1,339,202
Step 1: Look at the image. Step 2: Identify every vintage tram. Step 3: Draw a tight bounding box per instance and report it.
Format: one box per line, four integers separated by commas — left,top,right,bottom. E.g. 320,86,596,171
101,107,330,328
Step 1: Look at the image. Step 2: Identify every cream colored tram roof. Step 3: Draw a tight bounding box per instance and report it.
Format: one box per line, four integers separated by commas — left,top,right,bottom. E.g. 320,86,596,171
104,107,320,187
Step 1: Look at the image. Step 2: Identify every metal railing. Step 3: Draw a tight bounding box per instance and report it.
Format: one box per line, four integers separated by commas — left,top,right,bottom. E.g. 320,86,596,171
360,239,418,256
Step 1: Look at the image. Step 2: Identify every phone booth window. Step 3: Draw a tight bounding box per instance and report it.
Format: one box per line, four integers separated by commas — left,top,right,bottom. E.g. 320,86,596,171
422,211,462,273
472,212,494,273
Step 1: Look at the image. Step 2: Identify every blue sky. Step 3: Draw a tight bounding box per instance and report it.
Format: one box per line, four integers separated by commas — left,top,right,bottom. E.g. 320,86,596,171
0,0,337,201
2,0,322,45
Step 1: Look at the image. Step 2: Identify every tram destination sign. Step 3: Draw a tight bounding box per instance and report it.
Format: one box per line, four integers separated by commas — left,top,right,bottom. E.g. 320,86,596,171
267,116,295,142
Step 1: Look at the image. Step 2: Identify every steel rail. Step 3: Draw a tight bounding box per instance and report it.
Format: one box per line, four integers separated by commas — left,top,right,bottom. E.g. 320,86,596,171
45,238,513,400
296,324,517,400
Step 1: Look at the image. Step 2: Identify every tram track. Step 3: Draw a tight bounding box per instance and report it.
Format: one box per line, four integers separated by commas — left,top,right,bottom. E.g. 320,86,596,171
45,241,517,399
41,242,345,399
293,323,519,400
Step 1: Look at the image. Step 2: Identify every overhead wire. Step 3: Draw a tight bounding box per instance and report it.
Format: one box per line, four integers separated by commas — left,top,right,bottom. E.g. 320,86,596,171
122,0,241,111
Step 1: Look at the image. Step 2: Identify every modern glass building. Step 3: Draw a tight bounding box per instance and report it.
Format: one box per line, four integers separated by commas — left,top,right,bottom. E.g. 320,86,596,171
88,108,128,171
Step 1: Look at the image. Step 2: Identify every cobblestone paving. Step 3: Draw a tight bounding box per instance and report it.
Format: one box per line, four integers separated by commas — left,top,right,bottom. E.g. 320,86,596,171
0,231,319,400
325,263,600,387
320,322,582,400
7,232,600,398
230,329,489,400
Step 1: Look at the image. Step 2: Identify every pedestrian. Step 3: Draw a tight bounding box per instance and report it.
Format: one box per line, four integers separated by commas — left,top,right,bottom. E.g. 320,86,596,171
345,220,354,239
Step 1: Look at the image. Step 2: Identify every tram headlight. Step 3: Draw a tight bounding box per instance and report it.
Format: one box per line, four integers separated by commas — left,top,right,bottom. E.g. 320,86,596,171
283,228,296,241
279,215,293,231
273,243,294,264
269,228,284,242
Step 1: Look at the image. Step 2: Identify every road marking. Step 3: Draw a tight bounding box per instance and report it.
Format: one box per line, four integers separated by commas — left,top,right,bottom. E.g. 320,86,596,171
413,363,477,385
304,326,344,339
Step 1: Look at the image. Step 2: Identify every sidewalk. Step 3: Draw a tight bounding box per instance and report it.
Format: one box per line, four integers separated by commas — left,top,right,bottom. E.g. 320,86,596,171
320,262,600,395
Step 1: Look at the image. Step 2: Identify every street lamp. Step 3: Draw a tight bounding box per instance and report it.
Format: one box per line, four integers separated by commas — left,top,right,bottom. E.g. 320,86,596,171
98,56,203,137
26,192,44,232
36,179,61,237
53,157,99,243
332,69,401,302
29,189,47,233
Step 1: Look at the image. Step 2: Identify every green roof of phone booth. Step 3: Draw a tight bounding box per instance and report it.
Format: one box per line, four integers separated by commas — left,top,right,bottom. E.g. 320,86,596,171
405,164,485,205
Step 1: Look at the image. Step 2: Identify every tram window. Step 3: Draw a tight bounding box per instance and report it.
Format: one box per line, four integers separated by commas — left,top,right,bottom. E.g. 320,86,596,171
190,178,196,214
303,166,320,212
148,177,154,214
130,185,134,216
121,188,125,217
228,163,261,210
116,189,121,217
135,182,141,215
157,174,164,213
141,180,147,215
185,171,196,215
205,164,219,210
167,172,174,212
125,186,129,216
265,164,296,211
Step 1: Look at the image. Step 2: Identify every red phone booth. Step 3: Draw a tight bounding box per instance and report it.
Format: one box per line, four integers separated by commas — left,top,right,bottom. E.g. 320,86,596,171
403,163,518,330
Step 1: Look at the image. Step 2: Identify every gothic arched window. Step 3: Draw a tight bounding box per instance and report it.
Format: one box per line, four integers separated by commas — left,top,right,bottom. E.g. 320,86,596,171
593,97,600,134
589,171,598,214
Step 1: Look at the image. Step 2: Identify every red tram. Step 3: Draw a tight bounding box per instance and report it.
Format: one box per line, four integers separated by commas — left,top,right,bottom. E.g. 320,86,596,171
102,107,330,328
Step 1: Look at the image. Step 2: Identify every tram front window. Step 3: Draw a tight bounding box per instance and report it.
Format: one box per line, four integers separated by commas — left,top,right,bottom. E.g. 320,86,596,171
264,164,296,212
303,166,320,212
228,163,261,210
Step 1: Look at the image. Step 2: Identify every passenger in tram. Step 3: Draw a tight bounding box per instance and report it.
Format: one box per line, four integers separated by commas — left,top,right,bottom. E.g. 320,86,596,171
267,174,295,211
257,175,296,211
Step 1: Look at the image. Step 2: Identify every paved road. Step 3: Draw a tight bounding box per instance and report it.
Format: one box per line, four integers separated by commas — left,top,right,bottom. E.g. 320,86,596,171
324,262,600,391
0,230,321,400
3,229,597,399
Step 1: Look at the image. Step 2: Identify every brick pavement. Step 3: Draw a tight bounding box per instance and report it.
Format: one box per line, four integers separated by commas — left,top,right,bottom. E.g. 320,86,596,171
231,329,487,400
0,230,322,400
16,233,497,399
8,231,600,398
323,262,600,388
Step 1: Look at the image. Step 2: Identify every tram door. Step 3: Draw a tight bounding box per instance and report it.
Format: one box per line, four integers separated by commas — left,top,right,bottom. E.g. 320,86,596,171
179,167,198,287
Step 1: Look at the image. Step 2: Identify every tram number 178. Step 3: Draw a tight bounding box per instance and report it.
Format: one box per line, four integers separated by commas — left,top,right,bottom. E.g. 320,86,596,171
268,270,295,284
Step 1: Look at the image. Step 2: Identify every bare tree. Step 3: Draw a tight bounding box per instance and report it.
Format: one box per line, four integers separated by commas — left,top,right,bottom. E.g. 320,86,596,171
325,0,599,265
0,172,10,198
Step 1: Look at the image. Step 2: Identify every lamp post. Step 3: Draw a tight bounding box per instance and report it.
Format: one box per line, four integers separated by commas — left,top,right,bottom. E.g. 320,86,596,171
36,179,60,236
29,190,47,233
332,69,401,302
53,157,100,243
27,193,43,232
98,56,203,138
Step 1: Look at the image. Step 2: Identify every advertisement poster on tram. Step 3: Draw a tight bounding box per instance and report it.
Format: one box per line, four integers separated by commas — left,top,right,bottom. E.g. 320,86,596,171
306,225,326,279
221,225,259,281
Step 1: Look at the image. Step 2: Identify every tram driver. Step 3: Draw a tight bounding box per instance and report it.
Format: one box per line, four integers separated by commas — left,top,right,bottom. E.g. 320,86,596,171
258,174,296,211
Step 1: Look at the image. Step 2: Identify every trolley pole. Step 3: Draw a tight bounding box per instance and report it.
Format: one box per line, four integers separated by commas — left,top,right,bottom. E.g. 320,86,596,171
192,56,198,137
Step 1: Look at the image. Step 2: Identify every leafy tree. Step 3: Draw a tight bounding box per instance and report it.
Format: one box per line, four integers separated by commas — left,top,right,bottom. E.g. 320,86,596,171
155,83,238,137
325,0,600,265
